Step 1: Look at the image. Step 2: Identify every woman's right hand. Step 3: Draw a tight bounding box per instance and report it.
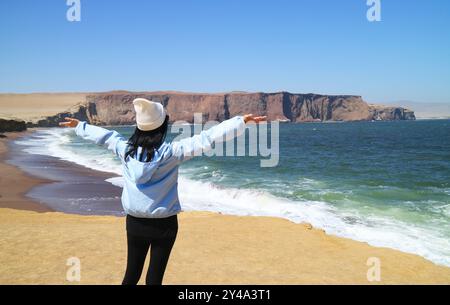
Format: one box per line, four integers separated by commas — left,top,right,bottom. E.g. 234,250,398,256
243,114,267,124
59,117,80,128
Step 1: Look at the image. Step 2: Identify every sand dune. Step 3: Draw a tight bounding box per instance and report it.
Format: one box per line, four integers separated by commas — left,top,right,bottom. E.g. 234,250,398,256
0,93,87,122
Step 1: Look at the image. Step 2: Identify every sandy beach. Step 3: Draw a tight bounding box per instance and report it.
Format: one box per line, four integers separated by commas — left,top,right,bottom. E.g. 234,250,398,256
1,133,450,284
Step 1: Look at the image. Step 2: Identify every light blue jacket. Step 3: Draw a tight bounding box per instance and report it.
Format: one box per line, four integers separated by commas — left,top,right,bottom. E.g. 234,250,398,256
75,116,246,218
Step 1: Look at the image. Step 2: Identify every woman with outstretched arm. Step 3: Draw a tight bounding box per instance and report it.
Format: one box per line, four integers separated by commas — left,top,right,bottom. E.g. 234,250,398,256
59,98,266,285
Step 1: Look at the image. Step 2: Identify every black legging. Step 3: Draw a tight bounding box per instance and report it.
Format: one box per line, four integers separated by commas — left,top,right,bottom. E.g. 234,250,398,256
122,233,177,285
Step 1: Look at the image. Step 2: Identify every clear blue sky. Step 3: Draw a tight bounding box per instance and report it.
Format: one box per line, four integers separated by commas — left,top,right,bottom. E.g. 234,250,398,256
1,0,449,104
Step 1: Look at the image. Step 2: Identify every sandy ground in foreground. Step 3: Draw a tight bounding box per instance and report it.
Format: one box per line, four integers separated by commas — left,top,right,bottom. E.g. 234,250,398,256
1,135,450,284
1,208,450,285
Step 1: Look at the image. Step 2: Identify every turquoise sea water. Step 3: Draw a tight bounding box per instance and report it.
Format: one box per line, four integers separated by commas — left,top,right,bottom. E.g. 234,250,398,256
16,120,450,266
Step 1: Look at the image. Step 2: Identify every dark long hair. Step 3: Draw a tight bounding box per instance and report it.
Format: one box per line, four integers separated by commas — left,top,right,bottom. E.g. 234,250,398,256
124,115,170,162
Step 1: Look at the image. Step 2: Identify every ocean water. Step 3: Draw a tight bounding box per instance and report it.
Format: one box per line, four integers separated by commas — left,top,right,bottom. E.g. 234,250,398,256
15,120,450,267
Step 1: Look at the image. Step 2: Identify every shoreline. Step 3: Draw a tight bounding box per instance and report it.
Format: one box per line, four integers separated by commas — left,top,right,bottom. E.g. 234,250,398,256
0,131,53,212
1,131,450,284
6,131,123,216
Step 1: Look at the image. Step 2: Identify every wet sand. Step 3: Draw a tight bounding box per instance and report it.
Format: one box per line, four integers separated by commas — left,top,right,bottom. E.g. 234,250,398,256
1,132,450,284
0,132,52,212
7,134,123,215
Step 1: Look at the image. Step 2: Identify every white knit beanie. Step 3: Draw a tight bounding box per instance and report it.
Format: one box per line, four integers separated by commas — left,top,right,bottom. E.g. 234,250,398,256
133,98,167,131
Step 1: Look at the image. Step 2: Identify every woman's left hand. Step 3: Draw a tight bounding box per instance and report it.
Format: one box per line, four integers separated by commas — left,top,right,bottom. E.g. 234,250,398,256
59,117,80,128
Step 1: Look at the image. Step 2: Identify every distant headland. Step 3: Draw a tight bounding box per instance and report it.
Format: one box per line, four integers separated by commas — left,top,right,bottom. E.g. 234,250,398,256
0,91,415,132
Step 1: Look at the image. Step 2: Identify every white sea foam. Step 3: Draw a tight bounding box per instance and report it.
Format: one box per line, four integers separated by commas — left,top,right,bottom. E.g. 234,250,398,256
105,177,125,187
15,128,450,267
16,128,122,176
